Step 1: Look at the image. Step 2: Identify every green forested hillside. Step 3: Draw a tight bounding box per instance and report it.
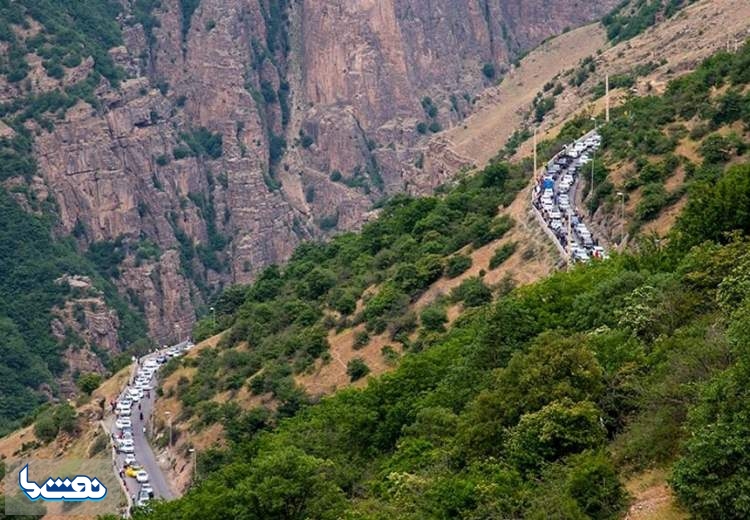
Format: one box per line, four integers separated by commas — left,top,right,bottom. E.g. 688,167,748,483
182,161,525,419
0,187,146,436
602,0,696,44
0,2,152,435
134,43,750,519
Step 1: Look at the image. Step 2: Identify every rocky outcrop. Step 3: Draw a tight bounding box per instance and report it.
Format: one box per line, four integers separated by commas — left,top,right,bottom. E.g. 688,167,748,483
50,276,121,394
6,0,617,346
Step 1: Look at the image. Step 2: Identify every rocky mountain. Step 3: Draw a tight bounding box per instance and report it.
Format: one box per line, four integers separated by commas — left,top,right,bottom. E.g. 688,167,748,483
0,0,615,396
0,1,617,347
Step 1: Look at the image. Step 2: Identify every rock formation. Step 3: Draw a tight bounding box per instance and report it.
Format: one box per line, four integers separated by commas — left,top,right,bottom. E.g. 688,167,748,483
5,0,618,345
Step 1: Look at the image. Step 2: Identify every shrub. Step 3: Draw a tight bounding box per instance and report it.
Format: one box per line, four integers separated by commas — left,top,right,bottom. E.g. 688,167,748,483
269,134,286,164
155,154,170,166
490,242,518,269
34,413,58,443
482,63,496,79
636,183,668,222
76,372,103,395
33,404,77,443
534,97,555,122
180,127,223,159
347,358,370,382
381,346,400,365
353,331,369,350
445,255,472,278
173,146,191,160
319,212,339,231
420,304,447,332
300,132,314,149
451,277,492,307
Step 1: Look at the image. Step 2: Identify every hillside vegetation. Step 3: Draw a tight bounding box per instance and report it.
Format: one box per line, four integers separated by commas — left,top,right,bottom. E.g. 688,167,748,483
178,160,527,424
129,43,750,520
592,36,750,240
0,1,153,435
0,187,145,436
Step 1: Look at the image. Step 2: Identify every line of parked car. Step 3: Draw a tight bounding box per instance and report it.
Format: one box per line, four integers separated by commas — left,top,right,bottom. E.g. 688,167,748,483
114,357,161,508
533,131,609,263
112,340,193,508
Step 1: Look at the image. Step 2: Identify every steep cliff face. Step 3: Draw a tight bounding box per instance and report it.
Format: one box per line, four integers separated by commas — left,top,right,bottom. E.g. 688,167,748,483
50,276,121,394
2,0,617,346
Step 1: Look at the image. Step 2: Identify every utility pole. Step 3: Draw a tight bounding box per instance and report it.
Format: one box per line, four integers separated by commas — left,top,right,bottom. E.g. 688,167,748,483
567,206,573,270
605,74,610,122
189,448,197,484
165,411,172,448
590,117,597,198
591,147,595,199
620,193,625,247
533,126,538,180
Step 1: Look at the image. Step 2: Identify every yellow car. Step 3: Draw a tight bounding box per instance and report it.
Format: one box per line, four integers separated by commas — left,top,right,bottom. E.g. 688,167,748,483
124,466,141,478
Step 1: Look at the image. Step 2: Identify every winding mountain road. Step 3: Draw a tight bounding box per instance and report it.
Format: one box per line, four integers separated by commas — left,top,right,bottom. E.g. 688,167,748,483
531,129,609,263
107,343,191,513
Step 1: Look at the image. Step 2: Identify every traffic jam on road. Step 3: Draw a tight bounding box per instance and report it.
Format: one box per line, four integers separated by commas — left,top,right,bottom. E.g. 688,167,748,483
111,342,192,510
533,131,609,263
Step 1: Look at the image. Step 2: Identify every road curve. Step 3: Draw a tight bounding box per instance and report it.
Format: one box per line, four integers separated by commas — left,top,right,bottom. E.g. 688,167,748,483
531,130,608,263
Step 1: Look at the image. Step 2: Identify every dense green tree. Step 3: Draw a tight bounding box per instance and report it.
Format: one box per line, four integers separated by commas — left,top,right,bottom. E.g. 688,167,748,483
507,399,605,474
76,373,103,395
347,358,370,382
672,362,750,519
420,304,448,332
444,255,472,278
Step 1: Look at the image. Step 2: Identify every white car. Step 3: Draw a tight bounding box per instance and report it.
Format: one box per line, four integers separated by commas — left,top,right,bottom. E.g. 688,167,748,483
550,219,562,231
136,470,149,483
119,443,135,454
124,453,137,465
572,248,590,262
115,417,132,429
137,490,151,506
116,407,131,417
